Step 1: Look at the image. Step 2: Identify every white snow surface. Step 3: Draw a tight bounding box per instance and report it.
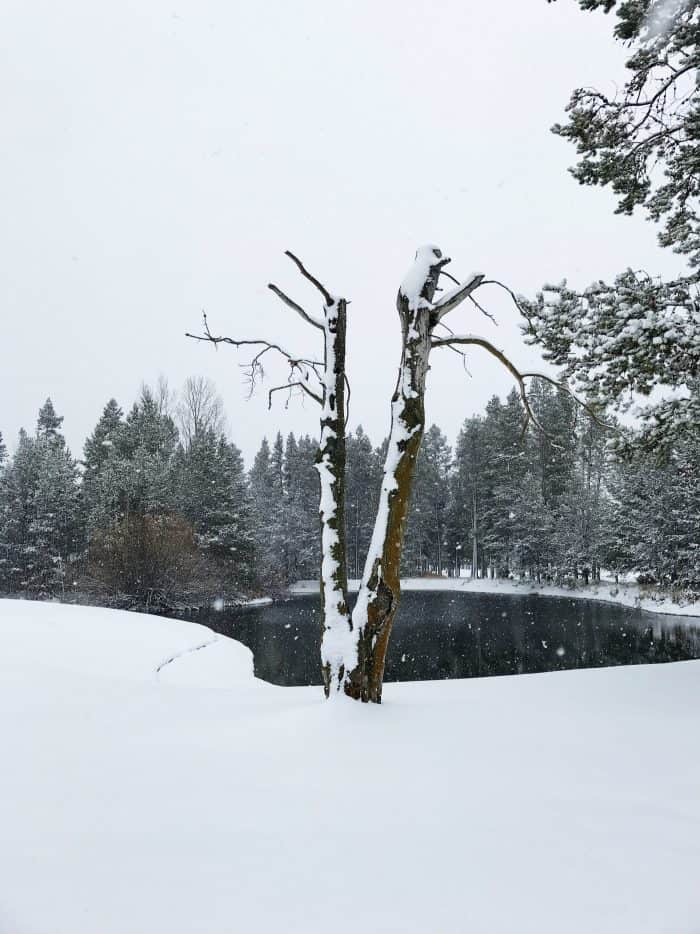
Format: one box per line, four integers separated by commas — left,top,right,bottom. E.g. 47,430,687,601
293,575,700,618
1,598,700,933
398,243,443,308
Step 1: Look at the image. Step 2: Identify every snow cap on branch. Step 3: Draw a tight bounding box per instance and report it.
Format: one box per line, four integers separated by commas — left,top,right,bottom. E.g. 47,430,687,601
399,245,450,309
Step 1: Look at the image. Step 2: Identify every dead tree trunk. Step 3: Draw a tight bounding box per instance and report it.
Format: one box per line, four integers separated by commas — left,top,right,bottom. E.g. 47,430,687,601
187,250,353,697
316,295,353,697
189,244,603,704
345,246,483,702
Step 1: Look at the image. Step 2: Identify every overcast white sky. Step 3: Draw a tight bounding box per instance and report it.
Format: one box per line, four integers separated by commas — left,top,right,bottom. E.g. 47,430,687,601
1,0,690,463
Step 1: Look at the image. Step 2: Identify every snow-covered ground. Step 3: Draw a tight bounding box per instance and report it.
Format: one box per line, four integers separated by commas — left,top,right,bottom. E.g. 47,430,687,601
1,599,699,934
291,575,700,617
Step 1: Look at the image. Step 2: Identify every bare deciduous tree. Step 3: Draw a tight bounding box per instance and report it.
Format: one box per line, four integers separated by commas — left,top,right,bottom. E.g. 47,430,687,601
177,376,226,450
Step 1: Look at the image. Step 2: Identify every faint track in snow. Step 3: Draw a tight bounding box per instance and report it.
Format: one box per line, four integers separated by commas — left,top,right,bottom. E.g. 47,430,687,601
155,636,220,678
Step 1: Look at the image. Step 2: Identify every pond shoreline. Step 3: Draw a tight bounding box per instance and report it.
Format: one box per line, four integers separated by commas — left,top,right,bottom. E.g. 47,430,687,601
288,576,700,619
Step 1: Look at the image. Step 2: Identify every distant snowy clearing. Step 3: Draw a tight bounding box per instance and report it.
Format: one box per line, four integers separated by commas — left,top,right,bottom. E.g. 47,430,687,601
1,599,699,933
291,575,700,618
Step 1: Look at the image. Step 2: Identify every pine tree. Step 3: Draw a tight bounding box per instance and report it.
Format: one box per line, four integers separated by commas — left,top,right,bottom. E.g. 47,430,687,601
267,432,289,579
174,430,255,589
554,416,609,583
81,399,124,532
283,433,320,581
0,402,80,594
83,399,123,484
345,427,382,579
533,0,700,450
0,429,36,590
403,425,452,575
37,398,64,440
249,437,284,586
445,418,489,578
113,387,179,517
603,437,700,589
550,0,700,270
479,390,528,577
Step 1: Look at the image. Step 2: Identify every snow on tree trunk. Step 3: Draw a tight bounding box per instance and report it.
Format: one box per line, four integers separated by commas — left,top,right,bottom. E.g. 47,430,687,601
316,297,354,697
345,247,449,703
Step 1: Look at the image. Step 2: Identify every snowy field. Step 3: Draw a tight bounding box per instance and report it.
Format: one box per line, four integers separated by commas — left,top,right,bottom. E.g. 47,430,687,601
1,599,699,934
291,576,700,618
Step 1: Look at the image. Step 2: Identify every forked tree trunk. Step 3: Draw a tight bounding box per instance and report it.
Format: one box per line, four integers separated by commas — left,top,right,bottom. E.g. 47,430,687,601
316,297,353,697
343,247,450,702
189,246,485,704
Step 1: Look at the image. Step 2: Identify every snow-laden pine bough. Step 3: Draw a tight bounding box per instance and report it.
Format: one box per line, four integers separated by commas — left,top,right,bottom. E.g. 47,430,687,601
187,246,612,703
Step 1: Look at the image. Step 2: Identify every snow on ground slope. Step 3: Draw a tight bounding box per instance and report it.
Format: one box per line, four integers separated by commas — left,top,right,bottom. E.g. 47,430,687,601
1,599,699,934
292,576,700,617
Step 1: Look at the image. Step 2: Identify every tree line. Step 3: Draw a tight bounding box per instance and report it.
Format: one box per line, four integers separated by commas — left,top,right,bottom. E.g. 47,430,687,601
1,376,697,607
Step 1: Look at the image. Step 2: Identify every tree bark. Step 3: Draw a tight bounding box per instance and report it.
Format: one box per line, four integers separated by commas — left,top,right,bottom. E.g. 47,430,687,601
316,298,353,697
345,247,449,702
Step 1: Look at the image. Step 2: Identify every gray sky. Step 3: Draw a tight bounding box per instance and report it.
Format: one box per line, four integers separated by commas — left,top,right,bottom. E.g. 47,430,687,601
1,0,689,463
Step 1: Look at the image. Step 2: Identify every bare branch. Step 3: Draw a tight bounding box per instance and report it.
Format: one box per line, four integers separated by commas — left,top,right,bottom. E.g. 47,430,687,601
431,334,549,436
186,314,321,368
268,381,322,409
186,313,324,404
432,272,486,320
479,279,534,323
267,283,324,331
438,270,497,325
469,294,498,326
520,371,616,430
284,251,334,306
434,320,473,371
439,269,461,287
432,333,617,436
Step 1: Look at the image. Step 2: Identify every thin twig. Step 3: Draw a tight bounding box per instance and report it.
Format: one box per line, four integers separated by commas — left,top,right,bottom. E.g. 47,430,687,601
433,272,486,320
431,334,550,437
268,381,322,409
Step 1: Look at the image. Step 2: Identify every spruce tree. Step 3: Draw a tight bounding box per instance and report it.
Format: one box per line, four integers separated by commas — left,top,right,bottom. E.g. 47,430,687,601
249,437,283,586
445,418,488,578
36,398,64,440
81,399,124,533
479,391,528,577
174,430,255,589
345,427,382,578
403,425,452,575
0,430,36,590
0,403,81,594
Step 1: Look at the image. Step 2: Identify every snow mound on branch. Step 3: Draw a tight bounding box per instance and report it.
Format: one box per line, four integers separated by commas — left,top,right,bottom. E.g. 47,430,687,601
399,244,444,306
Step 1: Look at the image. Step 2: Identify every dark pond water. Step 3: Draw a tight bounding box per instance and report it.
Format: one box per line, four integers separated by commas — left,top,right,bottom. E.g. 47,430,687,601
182,591,700,687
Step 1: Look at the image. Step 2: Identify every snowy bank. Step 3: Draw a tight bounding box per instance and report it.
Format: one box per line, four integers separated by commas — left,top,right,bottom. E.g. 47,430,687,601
290,575,700,618
1,599,699,934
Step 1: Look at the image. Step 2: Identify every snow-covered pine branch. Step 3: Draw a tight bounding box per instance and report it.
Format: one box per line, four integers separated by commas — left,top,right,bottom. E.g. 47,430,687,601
521,270,700,450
